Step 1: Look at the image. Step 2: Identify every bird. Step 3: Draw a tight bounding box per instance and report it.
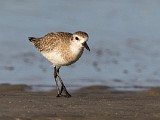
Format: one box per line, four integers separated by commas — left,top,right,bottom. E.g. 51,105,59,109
28,31,90,97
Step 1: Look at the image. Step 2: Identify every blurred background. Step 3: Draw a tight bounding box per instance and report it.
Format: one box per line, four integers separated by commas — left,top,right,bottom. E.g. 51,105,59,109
1,0,160,91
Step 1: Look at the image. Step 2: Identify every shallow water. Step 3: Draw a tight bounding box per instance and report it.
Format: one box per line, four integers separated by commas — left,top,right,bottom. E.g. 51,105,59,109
1,0,160,91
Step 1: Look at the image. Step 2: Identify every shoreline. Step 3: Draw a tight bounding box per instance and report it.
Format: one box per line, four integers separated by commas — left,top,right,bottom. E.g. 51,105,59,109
0,83,155,92
0,84,160,120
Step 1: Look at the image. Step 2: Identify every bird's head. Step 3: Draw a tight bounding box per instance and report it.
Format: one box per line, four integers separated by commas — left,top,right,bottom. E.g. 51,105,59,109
72,31,90,51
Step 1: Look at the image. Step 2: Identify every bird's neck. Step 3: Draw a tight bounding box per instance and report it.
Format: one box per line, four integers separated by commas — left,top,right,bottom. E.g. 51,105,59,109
70,41,83,55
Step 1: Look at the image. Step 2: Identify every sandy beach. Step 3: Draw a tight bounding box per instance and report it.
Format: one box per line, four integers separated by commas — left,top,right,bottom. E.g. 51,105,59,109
0,84,159,120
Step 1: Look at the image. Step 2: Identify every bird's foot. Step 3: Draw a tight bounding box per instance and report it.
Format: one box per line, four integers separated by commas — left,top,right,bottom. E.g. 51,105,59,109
56,93,61,97
60,85,71,97
64,92,71,98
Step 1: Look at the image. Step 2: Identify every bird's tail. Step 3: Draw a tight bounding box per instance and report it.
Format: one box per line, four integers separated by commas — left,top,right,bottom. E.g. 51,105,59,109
28,37,36,42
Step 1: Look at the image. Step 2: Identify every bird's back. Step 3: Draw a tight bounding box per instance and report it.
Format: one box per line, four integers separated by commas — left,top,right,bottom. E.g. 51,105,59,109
29,32,72,52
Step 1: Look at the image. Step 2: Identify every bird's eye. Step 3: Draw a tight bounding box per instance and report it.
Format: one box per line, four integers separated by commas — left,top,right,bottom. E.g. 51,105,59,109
75,37,79,40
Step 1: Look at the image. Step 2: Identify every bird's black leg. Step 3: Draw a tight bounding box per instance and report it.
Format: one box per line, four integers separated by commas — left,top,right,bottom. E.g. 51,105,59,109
56,68,71,97
54,66,60,97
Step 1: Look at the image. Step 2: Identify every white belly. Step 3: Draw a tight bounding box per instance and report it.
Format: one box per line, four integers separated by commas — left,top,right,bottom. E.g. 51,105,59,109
41,51,66,66
41,46,84,67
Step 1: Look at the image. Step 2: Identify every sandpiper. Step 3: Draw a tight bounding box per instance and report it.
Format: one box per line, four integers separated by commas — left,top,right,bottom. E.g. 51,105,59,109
28,31,90,97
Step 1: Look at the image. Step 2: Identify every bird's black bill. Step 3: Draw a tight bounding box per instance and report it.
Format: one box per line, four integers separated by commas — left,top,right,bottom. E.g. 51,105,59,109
82,42,90,51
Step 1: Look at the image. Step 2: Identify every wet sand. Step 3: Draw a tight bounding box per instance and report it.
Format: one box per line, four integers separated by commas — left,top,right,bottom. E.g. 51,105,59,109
0,84,160,120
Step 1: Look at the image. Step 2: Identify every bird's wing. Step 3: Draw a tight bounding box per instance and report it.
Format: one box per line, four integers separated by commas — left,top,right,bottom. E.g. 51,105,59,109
28,32,70,52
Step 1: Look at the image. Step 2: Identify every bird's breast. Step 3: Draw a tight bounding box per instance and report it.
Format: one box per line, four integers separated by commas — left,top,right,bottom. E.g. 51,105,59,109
62,47,84,66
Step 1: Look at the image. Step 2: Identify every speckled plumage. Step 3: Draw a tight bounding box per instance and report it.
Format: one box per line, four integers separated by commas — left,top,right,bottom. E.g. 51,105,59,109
28,31,90,97
30,32,72,52
29,31,89,67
